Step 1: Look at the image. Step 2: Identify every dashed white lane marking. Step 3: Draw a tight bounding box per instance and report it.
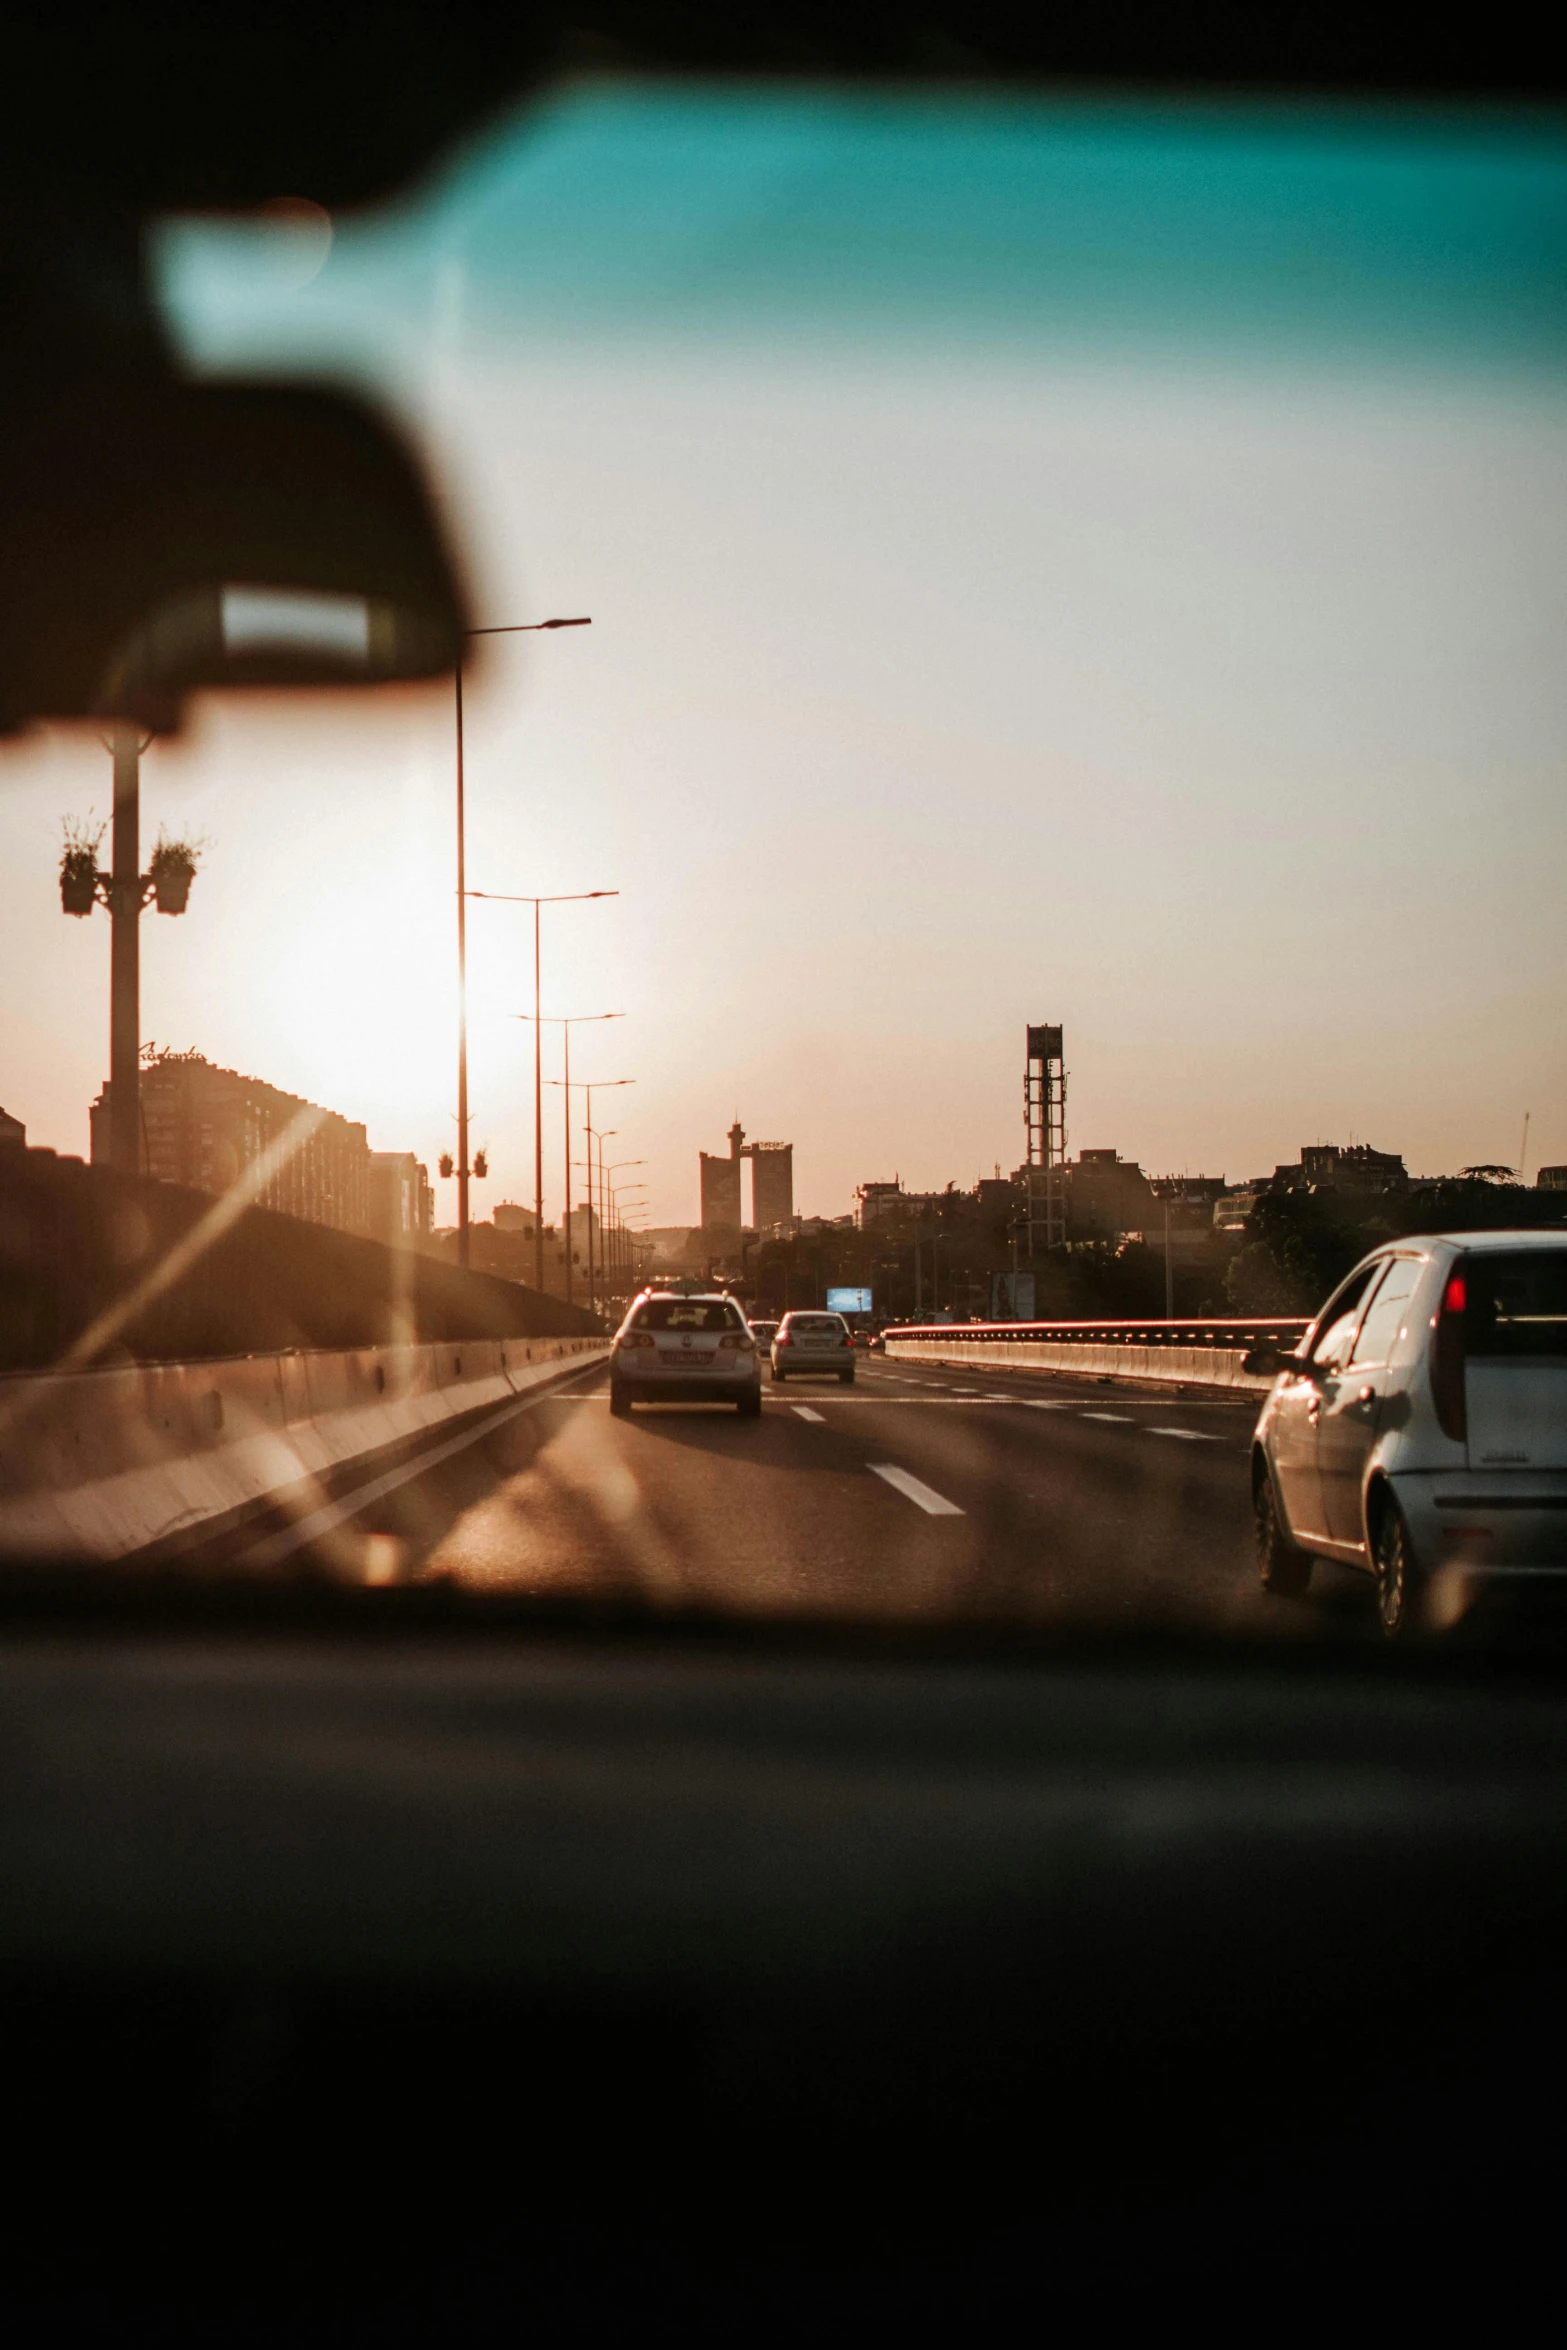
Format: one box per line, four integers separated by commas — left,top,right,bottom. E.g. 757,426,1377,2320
1080,1411,1134,1424
1022,1399,1067,1410
869,1463,966,1516
792,1405,826,1423
1147,1425,1221,1441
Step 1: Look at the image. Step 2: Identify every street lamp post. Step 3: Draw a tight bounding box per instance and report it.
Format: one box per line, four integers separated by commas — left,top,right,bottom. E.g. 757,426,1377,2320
604,1157,646,1299
594,1130,618,1311
60,727,202,1175
453,615,590,1269
582,1083,633,1314
474,890,618,1292
605,1158,646,1288
108,728,142,1174
526,1011,622,1306
625,1206,650,1288
611,1188,648,1292
557,1078,633,1316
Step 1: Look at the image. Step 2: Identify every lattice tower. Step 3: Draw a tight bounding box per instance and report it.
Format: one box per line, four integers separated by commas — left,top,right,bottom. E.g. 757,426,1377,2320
1024,1022,1067,1254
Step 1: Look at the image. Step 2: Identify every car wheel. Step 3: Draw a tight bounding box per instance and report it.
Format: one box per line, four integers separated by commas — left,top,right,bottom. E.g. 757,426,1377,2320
771,1367,786,1383
1373,1498,1426,1640
839,1370,853,1385
737,1389,762,1418
1254,1467,1312,1597
609,1382,632,1418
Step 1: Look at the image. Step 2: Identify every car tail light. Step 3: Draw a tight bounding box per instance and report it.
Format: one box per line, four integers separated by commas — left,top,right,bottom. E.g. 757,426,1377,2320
718,1332,749,1350
1431,1266,1467,1443
776,1334,792,1347
618,1330,654,1350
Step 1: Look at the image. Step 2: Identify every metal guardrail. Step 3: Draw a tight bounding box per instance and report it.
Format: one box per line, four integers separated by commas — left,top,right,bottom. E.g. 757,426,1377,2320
888,1317,1310,1351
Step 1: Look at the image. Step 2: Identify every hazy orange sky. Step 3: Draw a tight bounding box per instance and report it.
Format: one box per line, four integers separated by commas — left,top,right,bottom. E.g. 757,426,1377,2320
1,85,1563,1226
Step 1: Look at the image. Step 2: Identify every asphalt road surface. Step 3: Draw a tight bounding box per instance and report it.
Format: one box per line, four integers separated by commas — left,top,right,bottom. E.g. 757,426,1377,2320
243,1353,1385,1638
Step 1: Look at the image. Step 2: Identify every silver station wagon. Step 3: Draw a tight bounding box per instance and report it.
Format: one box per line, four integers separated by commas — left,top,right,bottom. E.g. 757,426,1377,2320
1248,1231,1567,1636
610,1291,763,1417
770,1311,856,1385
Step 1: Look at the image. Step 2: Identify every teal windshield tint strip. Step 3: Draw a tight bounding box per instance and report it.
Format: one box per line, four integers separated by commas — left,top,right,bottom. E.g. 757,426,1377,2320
160,83,1567,375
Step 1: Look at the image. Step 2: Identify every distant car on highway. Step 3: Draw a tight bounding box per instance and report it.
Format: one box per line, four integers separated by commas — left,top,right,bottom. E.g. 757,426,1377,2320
610,1290,763,1417
748,1318,780,1350
1246,1231,1567,1638
850,1330,874,1350
771,1311,855,1384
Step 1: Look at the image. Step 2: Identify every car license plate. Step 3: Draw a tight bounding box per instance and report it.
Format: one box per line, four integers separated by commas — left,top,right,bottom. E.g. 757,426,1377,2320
662,1352,715,1368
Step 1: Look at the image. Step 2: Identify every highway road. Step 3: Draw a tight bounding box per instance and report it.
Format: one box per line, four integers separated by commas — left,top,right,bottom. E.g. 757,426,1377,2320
249,1352,1383,1639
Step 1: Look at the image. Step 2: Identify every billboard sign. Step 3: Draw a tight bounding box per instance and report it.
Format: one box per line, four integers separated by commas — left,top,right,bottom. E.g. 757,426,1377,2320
826,1286,873,1316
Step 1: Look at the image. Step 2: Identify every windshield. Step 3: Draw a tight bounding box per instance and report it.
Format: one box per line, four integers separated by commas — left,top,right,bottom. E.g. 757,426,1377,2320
2,80,1565,1648
632,1300,744,1333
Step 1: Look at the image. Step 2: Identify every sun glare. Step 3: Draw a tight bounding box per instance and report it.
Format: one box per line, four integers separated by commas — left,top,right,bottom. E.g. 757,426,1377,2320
259,865,455,1148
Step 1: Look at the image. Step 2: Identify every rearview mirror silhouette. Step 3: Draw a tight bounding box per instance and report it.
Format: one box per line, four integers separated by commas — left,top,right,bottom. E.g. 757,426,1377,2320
0,376,467,734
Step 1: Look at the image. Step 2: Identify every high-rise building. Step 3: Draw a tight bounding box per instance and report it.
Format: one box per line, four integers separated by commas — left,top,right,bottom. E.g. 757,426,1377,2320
699,1120,795,1232
91,1051,370,1236
750,1142,793,1230
699,1120,745,1231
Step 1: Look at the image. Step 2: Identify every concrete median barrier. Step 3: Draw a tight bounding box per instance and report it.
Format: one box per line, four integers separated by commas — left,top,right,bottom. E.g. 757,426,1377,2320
884,1329,1296,1393
0,1336,608,1562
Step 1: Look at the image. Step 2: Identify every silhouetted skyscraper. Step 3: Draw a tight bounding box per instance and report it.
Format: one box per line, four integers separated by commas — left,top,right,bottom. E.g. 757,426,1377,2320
750,1142,793,1230
699,1120,744,1231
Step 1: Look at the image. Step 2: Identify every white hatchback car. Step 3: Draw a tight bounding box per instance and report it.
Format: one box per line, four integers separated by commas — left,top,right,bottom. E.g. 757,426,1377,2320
770,1311,855,1384
610,1291,762,1416
1247,1230,1567,1636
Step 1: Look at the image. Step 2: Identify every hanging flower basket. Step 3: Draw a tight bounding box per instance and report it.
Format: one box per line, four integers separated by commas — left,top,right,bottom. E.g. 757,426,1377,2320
60,847,100,916
59,818,105,917
148,834,201,916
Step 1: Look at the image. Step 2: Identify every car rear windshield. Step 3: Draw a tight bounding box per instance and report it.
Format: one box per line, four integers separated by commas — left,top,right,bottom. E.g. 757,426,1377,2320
1467,1253,1567,1358
633,1301,744,1333
791,1317,846,1335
